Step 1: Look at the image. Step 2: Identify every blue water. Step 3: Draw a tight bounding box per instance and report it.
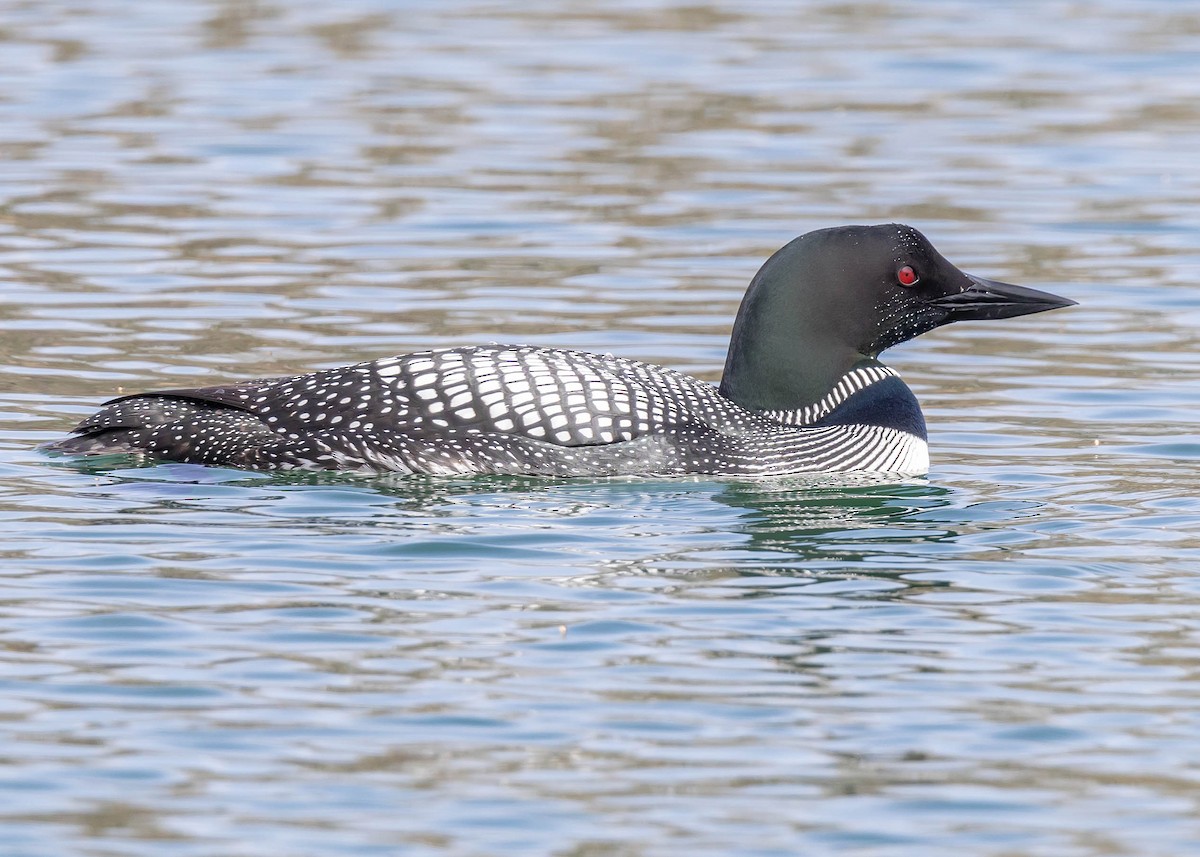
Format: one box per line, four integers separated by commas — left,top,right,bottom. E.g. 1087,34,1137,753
2,1,1200,855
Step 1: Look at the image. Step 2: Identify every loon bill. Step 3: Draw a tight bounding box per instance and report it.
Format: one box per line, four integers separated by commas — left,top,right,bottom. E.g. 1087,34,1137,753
45,224,1075,477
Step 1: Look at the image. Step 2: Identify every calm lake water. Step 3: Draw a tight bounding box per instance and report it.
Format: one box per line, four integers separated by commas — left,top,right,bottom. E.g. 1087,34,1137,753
2,1,1200,855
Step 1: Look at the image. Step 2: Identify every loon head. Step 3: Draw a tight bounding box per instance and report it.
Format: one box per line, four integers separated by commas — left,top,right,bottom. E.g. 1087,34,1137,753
718,223,1076,411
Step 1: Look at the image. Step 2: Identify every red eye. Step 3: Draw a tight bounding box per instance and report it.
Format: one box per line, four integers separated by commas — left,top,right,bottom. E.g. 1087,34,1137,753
897,265,919,286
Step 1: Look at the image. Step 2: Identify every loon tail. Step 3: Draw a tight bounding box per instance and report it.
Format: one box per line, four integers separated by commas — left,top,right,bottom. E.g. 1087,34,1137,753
43,394,274,462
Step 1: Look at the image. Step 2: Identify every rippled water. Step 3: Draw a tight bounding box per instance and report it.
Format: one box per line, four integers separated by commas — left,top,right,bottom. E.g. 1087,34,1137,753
3,1,1200,855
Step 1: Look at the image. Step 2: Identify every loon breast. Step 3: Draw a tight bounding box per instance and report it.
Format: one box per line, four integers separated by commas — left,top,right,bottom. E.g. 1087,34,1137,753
46,346,929,477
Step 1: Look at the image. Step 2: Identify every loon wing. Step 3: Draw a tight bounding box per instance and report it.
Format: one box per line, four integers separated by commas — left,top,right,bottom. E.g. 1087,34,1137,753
79,380,282,425
47,346,741,468
232,345,731,447
60,377,286,439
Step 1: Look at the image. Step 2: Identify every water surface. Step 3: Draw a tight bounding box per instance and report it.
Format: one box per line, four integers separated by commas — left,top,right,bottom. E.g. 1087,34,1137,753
2,1,1200,855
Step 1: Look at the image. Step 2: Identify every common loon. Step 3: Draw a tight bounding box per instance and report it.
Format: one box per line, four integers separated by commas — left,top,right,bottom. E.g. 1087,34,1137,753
45,224,1075,477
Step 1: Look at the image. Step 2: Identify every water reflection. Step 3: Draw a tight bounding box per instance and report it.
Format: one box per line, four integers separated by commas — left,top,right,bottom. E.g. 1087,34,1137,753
47,455,975,582
712,479,957,552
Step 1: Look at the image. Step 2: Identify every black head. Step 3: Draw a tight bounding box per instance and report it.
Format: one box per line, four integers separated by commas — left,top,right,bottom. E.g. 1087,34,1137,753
718,223,1076,411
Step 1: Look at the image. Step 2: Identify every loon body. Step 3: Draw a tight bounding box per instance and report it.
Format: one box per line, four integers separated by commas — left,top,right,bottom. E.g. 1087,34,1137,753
46,224,1074,477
